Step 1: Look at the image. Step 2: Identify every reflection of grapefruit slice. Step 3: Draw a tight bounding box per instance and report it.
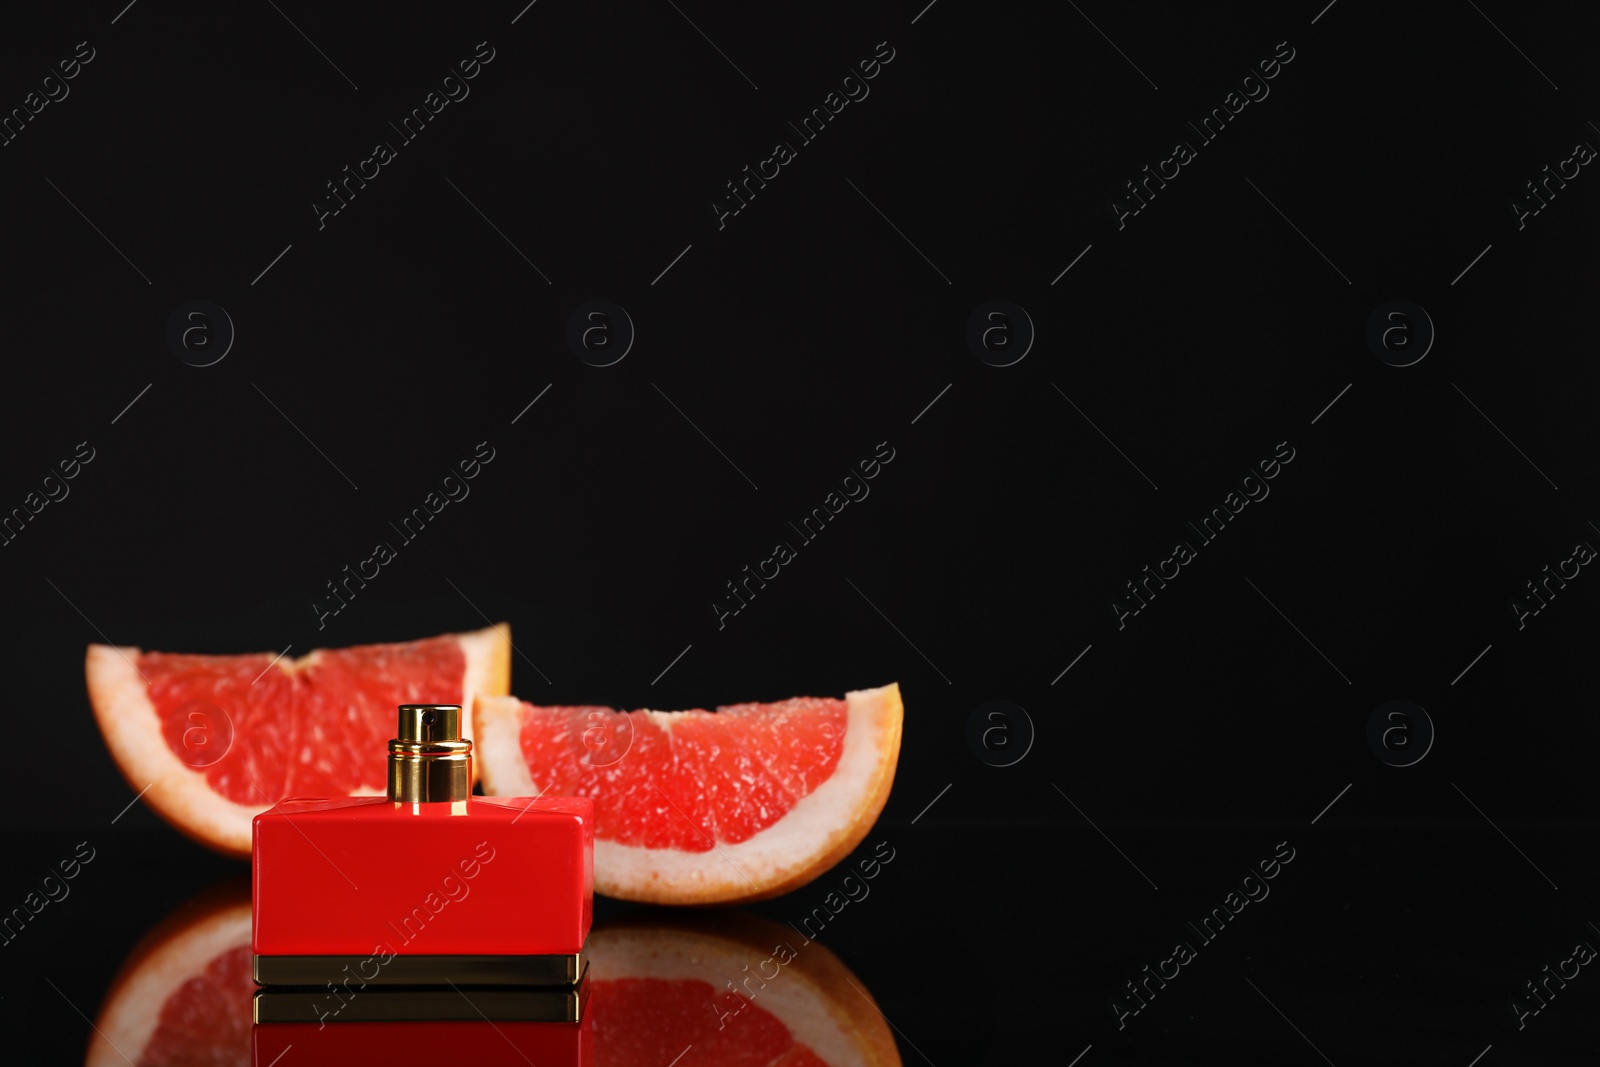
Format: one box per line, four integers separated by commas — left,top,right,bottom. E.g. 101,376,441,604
476,684,901,904
86,879,253,1067
587,913,901,1066
86,625,510,857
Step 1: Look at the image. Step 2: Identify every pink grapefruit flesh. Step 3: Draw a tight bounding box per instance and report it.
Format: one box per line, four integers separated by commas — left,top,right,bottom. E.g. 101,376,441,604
86,625,511,857
476,684,902,904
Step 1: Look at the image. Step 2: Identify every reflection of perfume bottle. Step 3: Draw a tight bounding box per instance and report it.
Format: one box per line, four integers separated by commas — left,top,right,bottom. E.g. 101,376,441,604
252,704,592,989
253,1012,592,1067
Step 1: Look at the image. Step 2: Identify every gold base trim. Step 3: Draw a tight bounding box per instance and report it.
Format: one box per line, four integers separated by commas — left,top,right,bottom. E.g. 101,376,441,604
253,970,589,1023
254,944,585,987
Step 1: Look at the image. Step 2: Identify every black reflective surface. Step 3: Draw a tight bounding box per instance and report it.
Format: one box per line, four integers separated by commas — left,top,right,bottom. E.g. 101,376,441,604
7,819,1600,1062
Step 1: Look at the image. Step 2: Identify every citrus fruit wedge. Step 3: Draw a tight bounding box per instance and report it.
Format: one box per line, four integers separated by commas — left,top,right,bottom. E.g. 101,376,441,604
587,913,902,1066
476,683,902,904
86,624,510,858
87,879,253,1067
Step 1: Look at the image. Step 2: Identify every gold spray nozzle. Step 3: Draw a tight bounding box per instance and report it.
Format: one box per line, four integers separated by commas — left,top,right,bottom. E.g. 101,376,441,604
387,704,472,803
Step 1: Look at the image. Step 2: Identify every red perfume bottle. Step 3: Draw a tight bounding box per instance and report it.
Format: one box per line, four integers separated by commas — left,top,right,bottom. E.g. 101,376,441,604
252,704,592,995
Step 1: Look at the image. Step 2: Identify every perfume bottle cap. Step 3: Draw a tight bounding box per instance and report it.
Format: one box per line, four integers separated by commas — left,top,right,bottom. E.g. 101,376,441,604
387,704,472,803
397,703,462,743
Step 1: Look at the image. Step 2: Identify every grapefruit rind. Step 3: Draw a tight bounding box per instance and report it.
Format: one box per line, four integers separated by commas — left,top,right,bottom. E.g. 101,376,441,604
476,683,903,905
458,622,512,740
86,643,266,858
85,624,511,859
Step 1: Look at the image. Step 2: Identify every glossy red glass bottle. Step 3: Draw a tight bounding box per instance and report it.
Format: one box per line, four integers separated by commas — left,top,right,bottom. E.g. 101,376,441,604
252,704,592,990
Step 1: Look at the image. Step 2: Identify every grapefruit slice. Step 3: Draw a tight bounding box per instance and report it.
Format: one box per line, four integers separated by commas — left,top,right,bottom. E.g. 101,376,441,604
476,684,902,904
86,879,253,1067
587,913,902,1066
86,624,510,858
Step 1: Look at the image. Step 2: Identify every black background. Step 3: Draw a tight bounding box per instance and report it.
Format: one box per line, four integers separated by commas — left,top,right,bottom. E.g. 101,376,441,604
3,0,1599,1062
